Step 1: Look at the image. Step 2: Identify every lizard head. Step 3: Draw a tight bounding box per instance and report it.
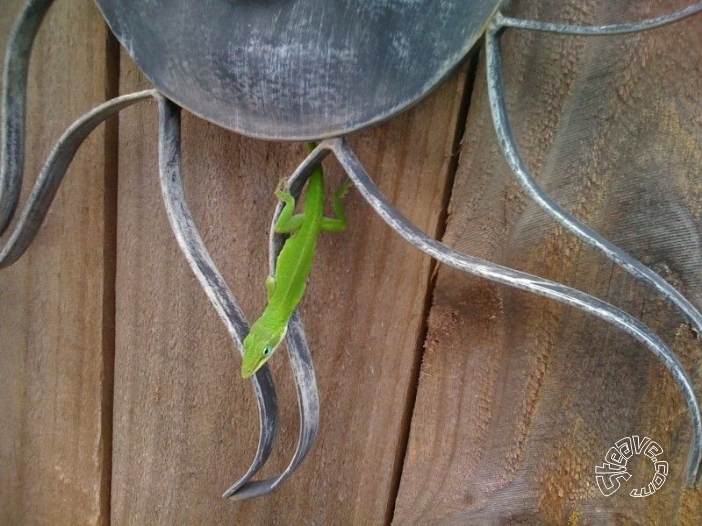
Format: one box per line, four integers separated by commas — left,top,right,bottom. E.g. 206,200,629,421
241,320,286,378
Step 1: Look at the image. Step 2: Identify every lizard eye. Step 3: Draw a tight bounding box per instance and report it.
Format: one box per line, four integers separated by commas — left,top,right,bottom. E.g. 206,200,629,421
263,346,272,356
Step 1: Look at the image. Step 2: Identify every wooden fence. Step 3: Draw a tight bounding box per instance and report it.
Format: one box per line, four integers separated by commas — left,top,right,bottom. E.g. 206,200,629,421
2,0,702,523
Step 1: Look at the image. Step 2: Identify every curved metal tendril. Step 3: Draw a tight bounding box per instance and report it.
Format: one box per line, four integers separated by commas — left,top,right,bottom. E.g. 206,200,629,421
319,139,702,486
495,2,702,35
157,97,320,500
224,112,321,501
157,97,282,497
0,89,154,268
487,7,702,337
235,155,331,498
0,0,55,236
2,0,702,501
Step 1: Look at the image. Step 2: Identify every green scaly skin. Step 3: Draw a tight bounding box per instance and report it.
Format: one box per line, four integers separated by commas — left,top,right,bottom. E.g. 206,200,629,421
241,144,351,378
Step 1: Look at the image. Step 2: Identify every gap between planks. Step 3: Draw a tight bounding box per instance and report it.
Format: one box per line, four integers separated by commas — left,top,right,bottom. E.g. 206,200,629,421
100,26,122,526
384,48,483,526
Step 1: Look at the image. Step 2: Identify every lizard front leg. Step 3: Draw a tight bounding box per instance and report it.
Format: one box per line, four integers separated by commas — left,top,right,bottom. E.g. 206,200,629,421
320,180,353,232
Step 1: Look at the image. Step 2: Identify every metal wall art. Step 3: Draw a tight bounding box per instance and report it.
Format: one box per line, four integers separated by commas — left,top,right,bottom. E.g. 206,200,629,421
2,0,702,499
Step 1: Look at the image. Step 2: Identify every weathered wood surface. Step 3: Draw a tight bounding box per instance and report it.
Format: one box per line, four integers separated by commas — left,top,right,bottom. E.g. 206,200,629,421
0,0,115,524
395,1,702,524
3,0,702,524
110,51,467,523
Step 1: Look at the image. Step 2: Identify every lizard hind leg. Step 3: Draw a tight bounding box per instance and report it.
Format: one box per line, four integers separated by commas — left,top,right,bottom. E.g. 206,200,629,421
334,179,354,200
274,186,304,233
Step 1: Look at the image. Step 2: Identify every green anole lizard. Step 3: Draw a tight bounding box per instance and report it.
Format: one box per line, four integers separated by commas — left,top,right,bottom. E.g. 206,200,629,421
241,144,351,378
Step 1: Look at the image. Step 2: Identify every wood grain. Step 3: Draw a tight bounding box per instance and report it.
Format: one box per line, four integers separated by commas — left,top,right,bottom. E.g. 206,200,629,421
110,51,469,523
0,1,115,524
394,1,702,524
5,1,702,523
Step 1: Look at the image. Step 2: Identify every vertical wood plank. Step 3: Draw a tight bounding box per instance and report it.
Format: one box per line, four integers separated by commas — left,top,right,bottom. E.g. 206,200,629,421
0,1,115,524
111,53,469,522
394,1,702,523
